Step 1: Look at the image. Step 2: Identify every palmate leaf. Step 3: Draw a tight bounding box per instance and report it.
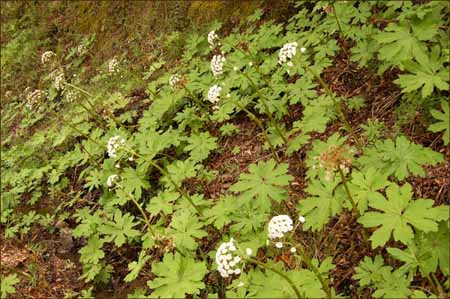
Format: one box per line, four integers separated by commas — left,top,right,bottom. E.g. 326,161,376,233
79,235,105,265
358,136,444,180
348,167,389,214
230,159,293,212
168,210,206,251
124,250,150,282
121,167,150,200
160,160,198,190
297,178,346,231
429,100,449,145
98,210,141,247
353,255,412,298
204,195,239,230
147,252,207,298
184,132,218,162
1,274,19,298
394,46,449,98
358,183,449,248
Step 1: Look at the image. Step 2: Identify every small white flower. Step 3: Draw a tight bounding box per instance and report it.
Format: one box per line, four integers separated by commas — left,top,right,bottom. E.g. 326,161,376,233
300,47,306,53
216,238,242,278
245,248,253,256
41,51,56,64
275,242,283,248
106,174,119,187
248,62,253,67
268,215,294,239
107,136,125,158
237,282,244,288
299,216,306,223
211,54,226,77
287,61,293,68
207,84,222,104
290,247,297,253
226,93,231,98
278,42,298,65
233,66,238,71
77,44,87,55
208,30,219,49
169,74,181,88
55,72,65,90
115,163,121,169
108,58,120,74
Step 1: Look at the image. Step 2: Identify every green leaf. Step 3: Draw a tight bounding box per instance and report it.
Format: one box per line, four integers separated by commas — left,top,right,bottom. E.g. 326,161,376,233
348,167,389,214
204,195,239,229
79,235,105,264
353,255,412,298
358,136,444,180
124,250,150,282
146,191,179,215
168,210,206,251
230,159,293,212
121,167,150,200
358,183,449,248
98,210,141,247
160,160,198,190
1,274,19,298
297,178,345,231
147,252,207,298
184,132,217,162
429,100,449,145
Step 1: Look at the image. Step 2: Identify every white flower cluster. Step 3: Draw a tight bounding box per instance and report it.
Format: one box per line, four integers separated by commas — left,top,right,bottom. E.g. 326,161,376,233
65,90,79,103
106,174,119,187
77,44,87,55
211,54,225,77
108,58,120,74
55,72,65,90
268,215,293,239
207,84,222,108
107,136,125,158
208,30,220,48
216,238,242,278
169,74,181,88
278,42,306,65
26,89,44,110
41,51,56,64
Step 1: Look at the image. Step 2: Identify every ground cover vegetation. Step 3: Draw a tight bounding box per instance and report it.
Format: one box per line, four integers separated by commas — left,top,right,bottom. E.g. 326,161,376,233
0,1,449,298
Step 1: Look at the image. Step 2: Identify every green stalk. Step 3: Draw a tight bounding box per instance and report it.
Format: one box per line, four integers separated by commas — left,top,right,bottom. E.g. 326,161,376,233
303,64,362,151
116,183,156,238
121,147,204,217
231,100,280,162
331,2,344,38
292,245,332,299
245,257,304,299
338,167,369,243
182,86,210,116
241,72,289,145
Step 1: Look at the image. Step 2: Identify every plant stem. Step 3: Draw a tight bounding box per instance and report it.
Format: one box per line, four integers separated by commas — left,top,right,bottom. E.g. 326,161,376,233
293,245,332,299
331,2,344,38
122,147,204,217
303,65,362,151
117,183,156,237
241,72,289,145
338,167,369,243
232,100,280,162
246,257,304,299
182,86,210,116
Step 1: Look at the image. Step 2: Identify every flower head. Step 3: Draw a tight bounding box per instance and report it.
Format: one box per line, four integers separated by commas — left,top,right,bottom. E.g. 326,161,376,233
26,89,44,110
55,72,65,90
275,242,283,248
41,51,56,64
211,54,226,77
268,215,293,239
245,248,253,256
108,58,120,74
290,247,297,253
314,144,353,181
208,30,220,49
207,84,222,105
106,174,119,187
278,42,298,65
169,74,181,88
216,238,242,278
299,215,306,223
107,136,125,158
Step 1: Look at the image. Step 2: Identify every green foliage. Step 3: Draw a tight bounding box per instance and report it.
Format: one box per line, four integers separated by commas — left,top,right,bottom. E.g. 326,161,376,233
358,136,444,180
168,210,206,251
428,100,449,145
147,252,207,298
98,210,141,247
358,183,449,248
230,159,293,212
1,274,19,298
